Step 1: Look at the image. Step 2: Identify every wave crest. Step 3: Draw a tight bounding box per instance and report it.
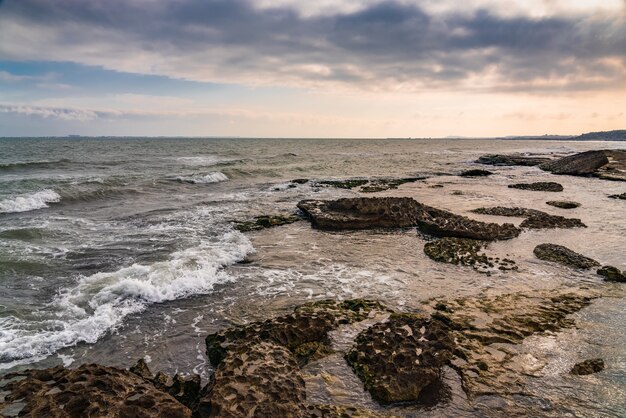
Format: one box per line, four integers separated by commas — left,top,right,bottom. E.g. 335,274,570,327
169,172,229,184
0,189,61,213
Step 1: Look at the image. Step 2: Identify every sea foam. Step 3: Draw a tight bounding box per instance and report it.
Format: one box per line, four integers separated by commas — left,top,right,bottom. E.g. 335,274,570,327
172,172,229,184
0,230,254,363
0,189,61,213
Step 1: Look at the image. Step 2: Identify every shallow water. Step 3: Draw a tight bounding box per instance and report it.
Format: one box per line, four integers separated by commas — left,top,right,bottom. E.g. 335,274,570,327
0,137,624,416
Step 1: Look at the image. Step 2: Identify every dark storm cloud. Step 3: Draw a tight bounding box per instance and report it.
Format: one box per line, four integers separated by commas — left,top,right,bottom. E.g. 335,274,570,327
1,0,625,92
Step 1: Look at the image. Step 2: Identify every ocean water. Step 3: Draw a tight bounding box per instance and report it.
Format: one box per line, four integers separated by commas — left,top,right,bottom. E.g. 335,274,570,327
0,137,624,416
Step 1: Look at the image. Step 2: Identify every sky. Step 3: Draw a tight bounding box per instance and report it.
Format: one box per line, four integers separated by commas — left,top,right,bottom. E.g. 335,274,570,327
0,0,625,137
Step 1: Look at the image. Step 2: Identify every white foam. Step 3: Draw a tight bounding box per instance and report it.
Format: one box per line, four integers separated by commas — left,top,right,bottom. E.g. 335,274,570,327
0,231,254,363
177,156,228,166
173,172,228,184
0,189,61,213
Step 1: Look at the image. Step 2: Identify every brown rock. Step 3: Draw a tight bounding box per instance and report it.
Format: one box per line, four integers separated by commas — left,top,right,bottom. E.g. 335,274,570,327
476,154,552,166
570,359,605,375
533,244,600,269
508,182,564,192
539,150,609,175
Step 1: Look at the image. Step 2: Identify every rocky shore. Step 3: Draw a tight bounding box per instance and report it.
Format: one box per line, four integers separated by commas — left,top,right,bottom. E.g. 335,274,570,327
1,148,624,417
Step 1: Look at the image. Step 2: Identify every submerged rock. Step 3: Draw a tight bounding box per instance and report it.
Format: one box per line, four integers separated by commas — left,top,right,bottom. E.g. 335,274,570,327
316,179,369,189
509,182,564,192
570,359,604,375
298,197,520,240
533,244,600,269
423,237,517,273
476,154,551,166
546,201,581,209
359,177,424,193
233,214,300,232
608,192,626,200
345,313,455,404
597,266,626,282
460,169,493,177
472,206,586,230
0,364,192,418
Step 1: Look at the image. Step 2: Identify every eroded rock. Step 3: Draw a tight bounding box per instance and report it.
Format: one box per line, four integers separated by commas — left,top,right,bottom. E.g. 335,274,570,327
0,364,192,418
508,182,564,192
423,237,517,273
533,244,600,269
539,150,609,176
476,154,551,166
472,207,586,229
609,192,626,200
345,313,455,404
570,359,604,375
597,266,626,282
298,197,520,240
460,169,493,177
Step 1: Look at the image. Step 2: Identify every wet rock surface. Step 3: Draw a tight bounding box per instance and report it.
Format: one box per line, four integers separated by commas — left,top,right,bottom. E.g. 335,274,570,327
233,214,301,232
570,359,605,375
539,150,626,181
597,266,626,282
476,154,552,166
546,200,581,209
608,192,626,200
423,237,517,273
472,206,586,230
533,244,600,269
345,313,455,404
298,197,520,240
508,182,564,192
312,177,424,193
460,169,493,177
0,364,192,418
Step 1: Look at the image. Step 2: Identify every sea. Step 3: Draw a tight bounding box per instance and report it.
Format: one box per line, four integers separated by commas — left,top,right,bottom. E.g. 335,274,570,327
0,137,624,416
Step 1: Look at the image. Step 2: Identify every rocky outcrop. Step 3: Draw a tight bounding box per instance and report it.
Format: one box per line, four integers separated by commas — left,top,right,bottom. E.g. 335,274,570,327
609,192,626,200
298,197,520,240
597,266,626,282
423,237,517,273
460,169,493,177
476,154,552,166
472,206,586,229
539,150,626,181
198,341,307,418
546,201,581,209
312,177,424,193
0,364,192,418
570,359,604,375
508,182,564,192
533,244,600,269
539,150,609,175
345,313,455,404
233,214,301,232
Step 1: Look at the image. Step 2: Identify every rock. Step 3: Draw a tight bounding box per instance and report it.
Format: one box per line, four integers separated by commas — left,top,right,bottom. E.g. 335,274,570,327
315,179,368,189
434,290,596,397
423,237,517,273
472,206,586,229
0,364,192,417
570,359,604,375
233,214,300,232
130,358,154,380
539,150,609,175
546,201,581,209
298,197,521,240
476,154,552,166
206,299,389,368
345,313,455,404
597,265,626,282
129,359,201,409
508,182,564,192
460,169,493,177
292,178,309,184
359,177,423,193
198,341,307,418
609,192,626,200
306,404,386,417
533,244,600,269
538,150,626,181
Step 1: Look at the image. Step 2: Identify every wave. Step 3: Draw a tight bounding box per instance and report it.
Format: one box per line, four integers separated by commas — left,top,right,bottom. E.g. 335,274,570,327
0,189,61,213
0,159,71,171
0,230,254,363
168,172,229,184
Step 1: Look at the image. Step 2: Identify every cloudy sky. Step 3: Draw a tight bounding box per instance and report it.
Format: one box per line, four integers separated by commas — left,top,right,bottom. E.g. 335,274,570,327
0,0,625,137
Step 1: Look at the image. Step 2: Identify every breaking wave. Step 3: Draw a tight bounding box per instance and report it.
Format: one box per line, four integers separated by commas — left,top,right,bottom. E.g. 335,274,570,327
169,172,229,184
0,189,61,213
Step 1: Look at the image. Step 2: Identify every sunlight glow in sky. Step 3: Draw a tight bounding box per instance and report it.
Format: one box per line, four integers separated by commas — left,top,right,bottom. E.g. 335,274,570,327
0,0,624,137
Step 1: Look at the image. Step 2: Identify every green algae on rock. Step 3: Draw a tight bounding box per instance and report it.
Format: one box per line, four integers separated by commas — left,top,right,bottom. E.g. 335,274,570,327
533,244,600,269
